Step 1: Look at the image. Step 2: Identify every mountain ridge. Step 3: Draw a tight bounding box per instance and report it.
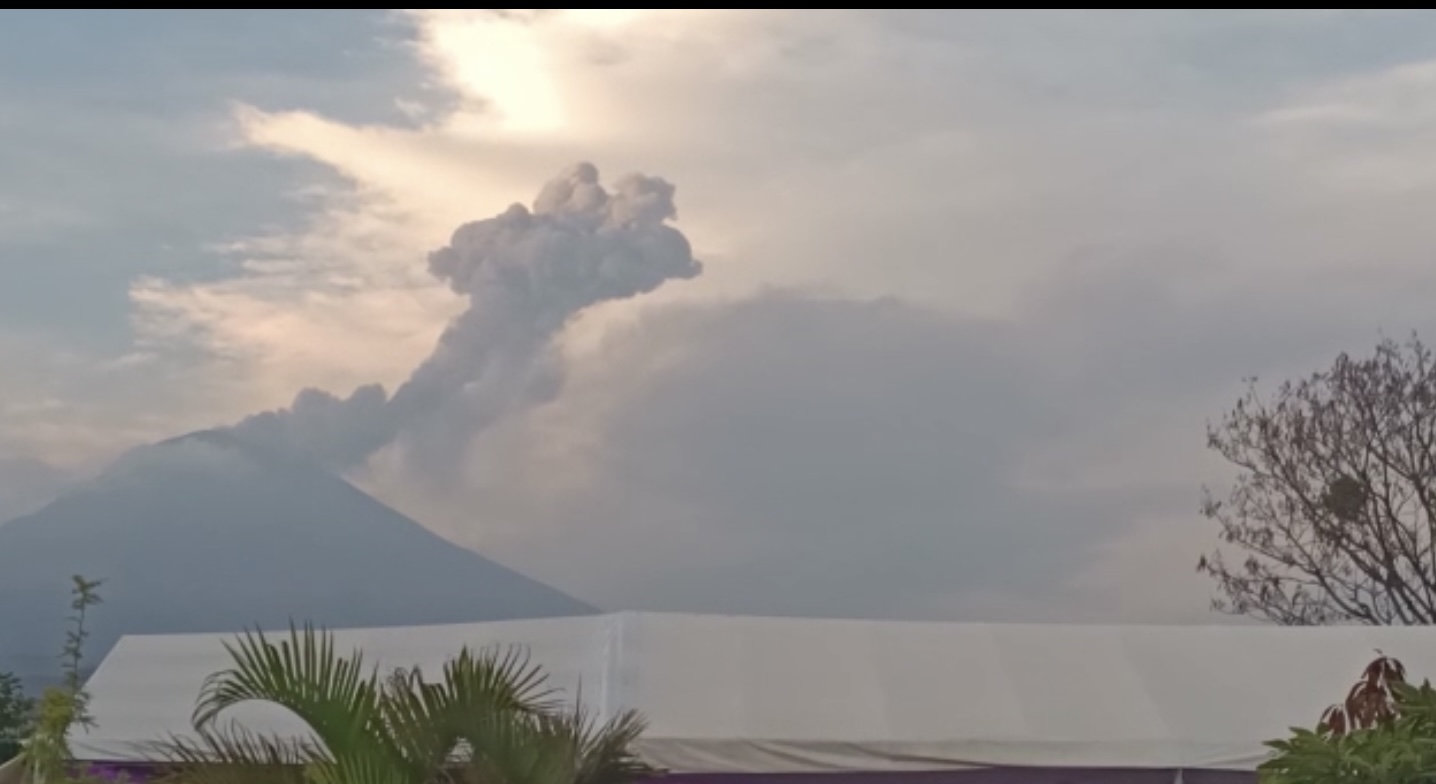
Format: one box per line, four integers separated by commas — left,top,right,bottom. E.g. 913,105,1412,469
0,429,595,688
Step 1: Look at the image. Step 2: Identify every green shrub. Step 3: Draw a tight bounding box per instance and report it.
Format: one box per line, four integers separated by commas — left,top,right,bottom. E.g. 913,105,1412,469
0,670,34,763
1261,655,1436,784
22,575,122,784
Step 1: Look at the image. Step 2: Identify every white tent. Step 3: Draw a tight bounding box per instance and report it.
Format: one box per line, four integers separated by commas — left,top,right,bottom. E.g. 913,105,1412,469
67,612,1436,776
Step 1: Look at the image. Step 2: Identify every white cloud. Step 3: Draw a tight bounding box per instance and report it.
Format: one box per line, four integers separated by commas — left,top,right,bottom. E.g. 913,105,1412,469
130,187,461,412
1256,58,1436,197
124,11,1188,384
0,334,171,472
104,10,1436,621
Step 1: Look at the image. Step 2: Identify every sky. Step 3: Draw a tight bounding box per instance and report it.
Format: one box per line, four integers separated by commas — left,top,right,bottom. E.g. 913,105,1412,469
6,9,1436,623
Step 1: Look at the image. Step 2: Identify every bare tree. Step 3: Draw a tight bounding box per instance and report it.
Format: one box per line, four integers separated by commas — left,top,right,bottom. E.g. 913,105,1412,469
1198,335,1436,625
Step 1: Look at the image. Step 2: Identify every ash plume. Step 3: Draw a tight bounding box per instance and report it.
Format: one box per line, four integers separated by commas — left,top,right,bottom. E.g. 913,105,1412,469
231,162,702,473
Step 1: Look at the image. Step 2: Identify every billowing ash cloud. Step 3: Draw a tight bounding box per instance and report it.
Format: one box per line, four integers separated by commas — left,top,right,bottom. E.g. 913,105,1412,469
231,162,702,472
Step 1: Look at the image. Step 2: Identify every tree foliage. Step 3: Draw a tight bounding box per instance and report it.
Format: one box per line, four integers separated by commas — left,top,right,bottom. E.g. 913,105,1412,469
22,575,116,784
0,670,34,763
149,624,656,784
1261,655,1436,784
1199,335,1436,625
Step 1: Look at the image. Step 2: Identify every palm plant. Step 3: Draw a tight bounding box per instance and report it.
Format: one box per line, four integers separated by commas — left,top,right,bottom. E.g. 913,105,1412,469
147,625,656,784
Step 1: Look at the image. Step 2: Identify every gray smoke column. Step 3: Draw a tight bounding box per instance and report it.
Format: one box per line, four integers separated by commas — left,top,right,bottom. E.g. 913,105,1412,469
232,162,702,471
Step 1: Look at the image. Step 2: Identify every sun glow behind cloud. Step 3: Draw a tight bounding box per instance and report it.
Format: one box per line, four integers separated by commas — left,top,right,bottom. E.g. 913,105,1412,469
404,10,721,139
416,11,568,136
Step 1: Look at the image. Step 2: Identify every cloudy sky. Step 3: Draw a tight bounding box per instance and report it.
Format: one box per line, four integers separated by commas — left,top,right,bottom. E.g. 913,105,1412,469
6,9,1436,624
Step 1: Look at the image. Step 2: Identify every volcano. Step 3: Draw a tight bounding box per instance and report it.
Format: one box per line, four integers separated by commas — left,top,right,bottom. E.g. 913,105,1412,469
0,429,594,690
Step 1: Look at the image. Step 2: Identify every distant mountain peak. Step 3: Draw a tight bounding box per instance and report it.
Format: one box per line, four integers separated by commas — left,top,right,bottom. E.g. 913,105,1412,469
0,429,595,686
151,426,307,468
90,427,331,497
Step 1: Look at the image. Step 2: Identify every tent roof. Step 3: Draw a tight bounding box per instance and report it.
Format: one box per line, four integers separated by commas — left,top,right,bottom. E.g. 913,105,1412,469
67,612,1436,773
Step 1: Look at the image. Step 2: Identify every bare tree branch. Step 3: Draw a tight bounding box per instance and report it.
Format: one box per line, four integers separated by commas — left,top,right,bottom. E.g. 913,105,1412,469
1199,334,1436,625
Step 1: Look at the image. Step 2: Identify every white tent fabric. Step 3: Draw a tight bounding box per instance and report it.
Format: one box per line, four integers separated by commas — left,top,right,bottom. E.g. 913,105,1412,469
66,613,1436,773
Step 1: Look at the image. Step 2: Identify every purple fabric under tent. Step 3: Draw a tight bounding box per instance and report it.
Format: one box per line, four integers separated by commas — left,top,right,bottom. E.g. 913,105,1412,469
80,765,1256,784
663,770,1255,784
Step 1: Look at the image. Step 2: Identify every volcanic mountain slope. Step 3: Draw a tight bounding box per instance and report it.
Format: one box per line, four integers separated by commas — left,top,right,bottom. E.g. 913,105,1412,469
0,429,594,688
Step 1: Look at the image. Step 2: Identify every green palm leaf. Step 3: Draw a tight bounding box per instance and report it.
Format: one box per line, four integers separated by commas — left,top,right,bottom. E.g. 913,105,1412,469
193,623,380,742
382,645,559,773
190,624,406,781
143,623,654,784
455,696,656,784
458,709,578,784
567,708,655,784
143,723,317,784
